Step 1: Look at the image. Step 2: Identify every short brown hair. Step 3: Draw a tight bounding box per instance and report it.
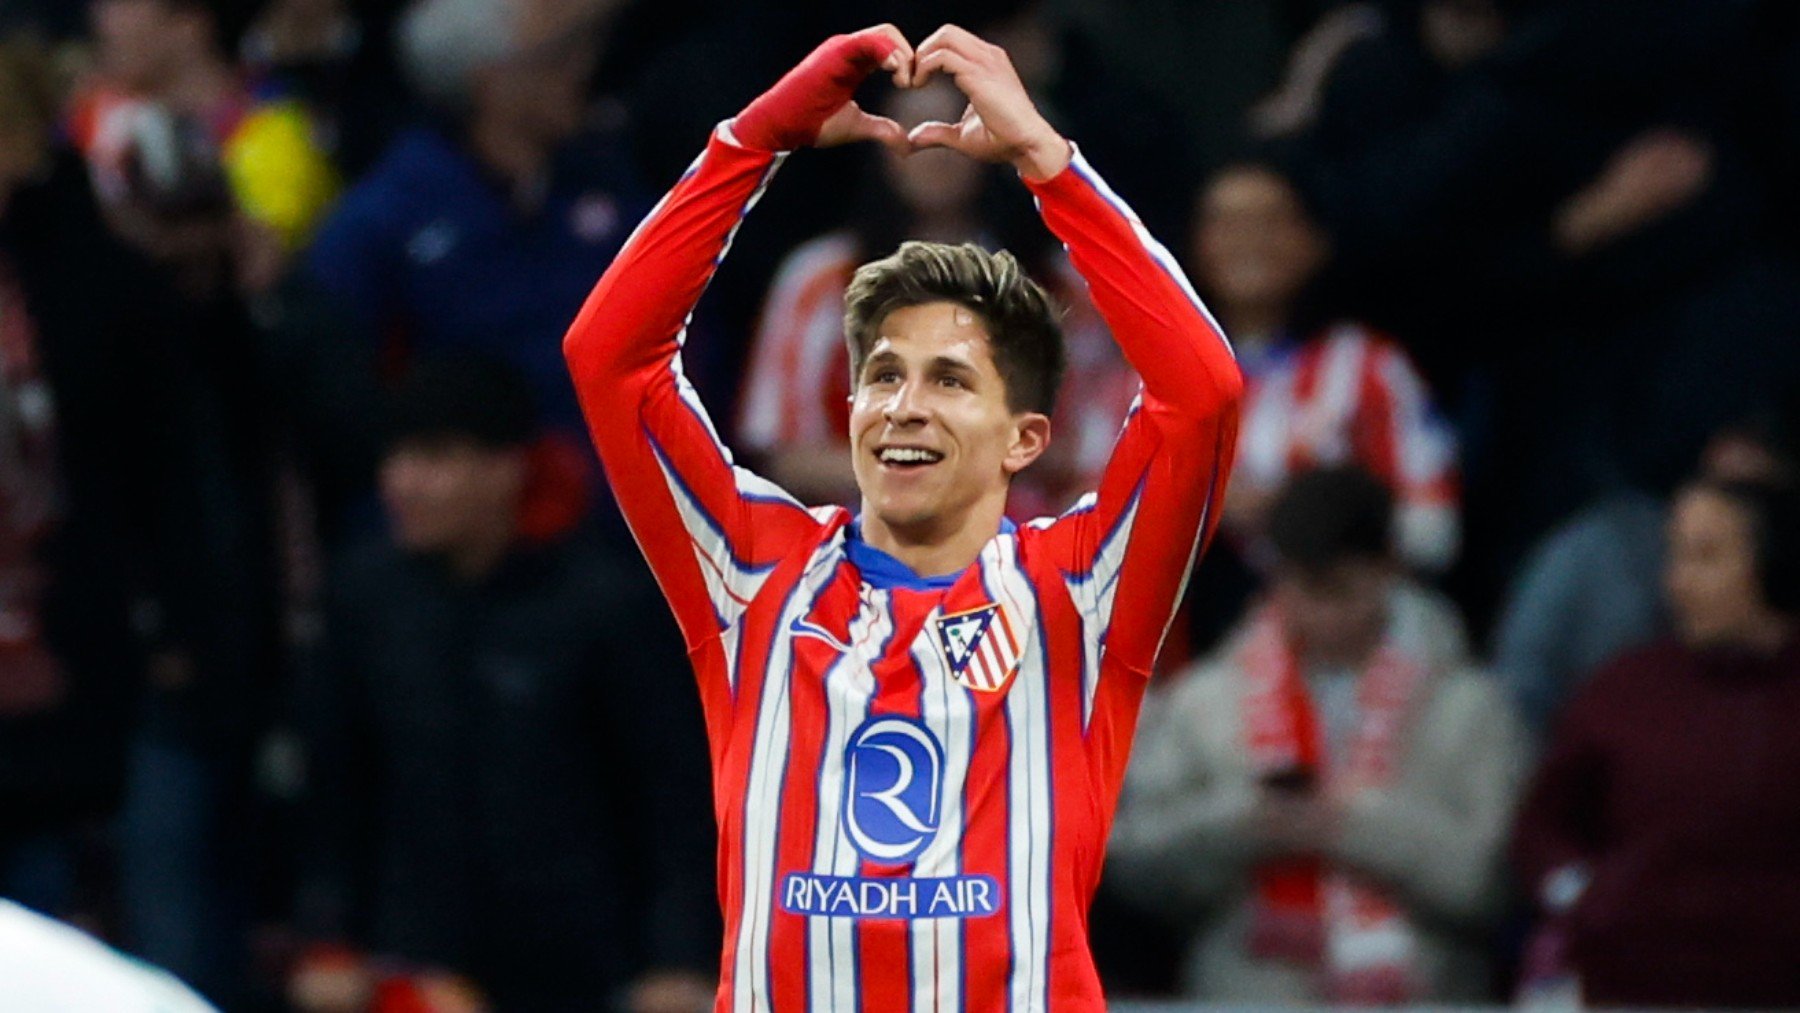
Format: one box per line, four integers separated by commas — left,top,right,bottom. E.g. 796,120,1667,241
843,241,1065,416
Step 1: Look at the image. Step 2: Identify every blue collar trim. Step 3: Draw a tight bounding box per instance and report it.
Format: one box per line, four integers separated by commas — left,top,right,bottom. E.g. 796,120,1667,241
845,517,1014,591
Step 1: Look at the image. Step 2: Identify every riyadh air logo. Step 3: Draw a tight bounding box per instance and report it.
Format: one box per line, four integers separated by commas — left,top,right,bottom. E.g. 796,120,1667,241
843,716,944,864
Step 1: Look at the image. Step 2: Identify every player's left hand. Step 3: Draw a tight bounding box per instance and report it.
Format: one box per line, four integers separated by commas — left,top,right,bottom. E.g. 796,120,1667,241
906,24,1072,181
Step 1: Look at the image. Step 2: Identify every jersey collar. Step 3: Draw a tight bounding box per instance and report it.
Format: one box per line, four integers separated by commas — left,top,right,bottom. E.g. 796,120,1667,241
845,516,1016,591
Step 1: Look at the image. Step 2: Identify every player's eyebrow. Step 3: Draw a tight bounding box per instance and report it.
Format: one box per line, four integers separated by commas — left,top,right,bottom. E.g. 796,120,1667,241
929,355,980,381
860,349,903,378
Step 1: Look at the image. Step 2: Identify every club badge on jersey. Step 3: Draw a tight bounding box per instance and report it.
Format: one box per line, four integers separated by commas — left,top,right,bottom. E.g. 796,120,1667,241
936,603,1022,693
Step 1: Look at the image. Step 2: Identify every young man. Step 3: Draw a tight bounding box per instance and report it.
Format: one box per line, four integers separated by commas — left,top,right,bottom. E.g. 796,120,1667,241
1109,467,1524,1003
564,24,1242,1009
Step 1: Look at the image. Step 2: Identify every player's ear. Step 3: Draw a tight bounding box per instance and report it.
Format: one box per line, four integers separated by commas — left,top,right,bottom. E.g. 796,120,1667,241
1002,412,1050,475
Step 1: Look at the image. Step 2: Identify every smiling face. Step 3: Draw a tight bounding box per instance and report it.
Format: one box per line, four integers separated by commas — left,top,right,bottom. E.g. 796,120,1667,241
849,301,1049,544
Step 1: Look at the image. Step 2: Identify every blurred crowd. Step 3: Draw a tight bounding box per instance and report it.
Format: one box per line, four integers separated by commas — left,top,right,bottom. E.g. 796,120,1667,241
2,0,1798,1009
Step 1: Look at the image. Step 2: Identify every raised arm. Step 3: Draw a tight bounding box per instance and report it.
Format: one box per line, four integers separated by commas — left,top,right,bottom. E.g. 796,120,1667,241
908,25,1244,678
562,27,911,650
1022,143,1244,674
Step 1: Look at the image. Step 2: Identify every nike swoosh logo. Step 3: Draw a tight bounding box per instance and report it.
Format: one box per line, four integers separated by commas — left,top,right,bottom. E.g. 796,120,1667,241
789,617,854,654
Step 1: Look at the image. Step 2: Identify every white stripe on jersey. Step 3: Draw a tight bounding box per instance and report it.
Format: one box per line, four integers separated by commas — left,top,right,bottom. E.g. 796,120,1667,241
984,538,1051,1012
1242,364,1296,487
807,588,886,1013
1308,330,1368,462
650,445,790,649
909,606,976,1013
1379,346,1457,488
735,538,843,1013
1063,483,1145,730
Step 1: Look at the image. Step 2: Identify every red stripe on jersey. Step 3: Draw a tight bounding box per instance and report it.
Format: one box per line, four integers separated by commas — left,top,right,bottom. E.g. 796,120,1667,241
856,589,933,1013
1007,557,1125,1010
1357,343,1401,487
769,583,842,1012
959,640,1015,1009
1284,339,1326,475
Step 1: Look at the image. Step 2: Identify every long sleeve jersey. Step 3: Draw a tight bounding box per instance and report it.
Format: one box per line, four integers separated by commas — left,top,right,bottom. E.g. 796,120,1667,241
563,126,1242,1012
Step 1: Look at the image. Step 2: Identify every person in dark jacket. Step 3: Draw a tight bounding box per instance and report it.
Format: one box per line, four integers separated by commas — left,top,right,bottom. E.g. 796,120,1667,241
290,355,716,1013
1510,476,1800,1007
300,0,650,441
0,36,142,921
6,33,282,1006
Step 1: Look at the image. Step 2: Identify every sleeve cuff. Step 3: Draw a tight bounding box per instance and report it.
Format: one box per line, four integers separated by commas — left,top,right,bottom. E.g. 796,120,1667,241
716,118,785,156
1019,140,1085,192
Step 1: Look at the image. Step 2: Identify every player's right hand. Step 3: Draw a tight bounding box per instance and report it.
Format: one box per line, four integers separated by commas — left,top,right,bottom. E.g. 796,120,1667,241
731,25,914,156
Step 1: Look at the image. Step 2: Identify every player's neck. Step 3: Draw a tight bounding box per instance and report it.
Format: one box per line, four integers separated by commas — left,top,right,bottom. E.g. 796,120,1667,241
859,496,1007,581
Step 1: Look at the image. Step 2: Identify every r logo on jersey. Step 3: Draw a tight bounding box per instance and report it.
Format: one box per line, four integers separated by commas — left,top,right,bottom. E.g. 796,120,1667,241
935,603,1021,693
844,716,945,864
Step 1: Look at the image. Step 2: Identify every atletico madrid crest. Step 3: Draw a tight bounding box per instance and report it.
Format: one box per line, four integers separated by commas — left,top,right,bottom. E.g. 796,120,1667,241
935,603,1022,693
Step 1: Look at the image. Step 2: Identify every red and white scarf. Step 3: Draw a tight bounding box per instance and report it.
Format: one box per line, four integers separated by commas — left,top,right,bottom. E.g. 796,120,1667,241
1240,602,1427,1004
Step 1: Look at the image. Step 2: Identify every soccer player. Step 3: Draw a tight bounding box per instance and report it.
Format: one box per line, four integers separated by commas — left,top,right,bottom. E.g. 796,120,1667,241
564,23,1242,1010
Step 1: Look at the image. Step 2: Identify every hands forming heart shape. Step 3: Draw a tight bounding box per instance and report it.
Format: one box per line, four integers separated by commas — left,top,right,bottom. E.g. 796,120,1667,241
732,24,1073,181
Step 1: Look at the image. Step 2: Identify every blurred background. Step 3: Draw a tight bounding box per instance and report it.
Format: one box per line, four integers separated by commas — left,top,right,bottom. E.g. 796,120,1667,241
2,0,1798,1009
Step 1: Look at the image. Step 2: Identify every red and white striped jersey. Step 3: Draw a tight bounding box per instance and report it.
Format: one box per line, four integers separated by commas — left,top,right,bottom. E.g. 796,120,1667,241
1238,324,1460,570
563,126,1242,1012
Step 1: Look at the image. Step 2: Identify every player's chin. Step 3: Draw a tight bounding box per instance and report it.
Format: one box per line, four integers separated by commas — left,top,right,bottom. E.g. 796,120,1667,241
868,489,947,532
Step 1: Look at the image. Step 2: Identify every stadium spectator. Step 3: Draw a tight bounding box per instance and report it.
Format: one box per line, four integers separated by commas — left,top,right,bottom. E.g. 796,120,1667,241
1109,466,1525,1004
1265,0,1800,615
1494,407,1797,733
8,29,282,1007
1510,476,1800,1007
300,0,649,446
0,35,141,924
67,0,340,295
238,0,408,179
736,77,1137,518
1192,161,1460,574
291,355,716,1013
